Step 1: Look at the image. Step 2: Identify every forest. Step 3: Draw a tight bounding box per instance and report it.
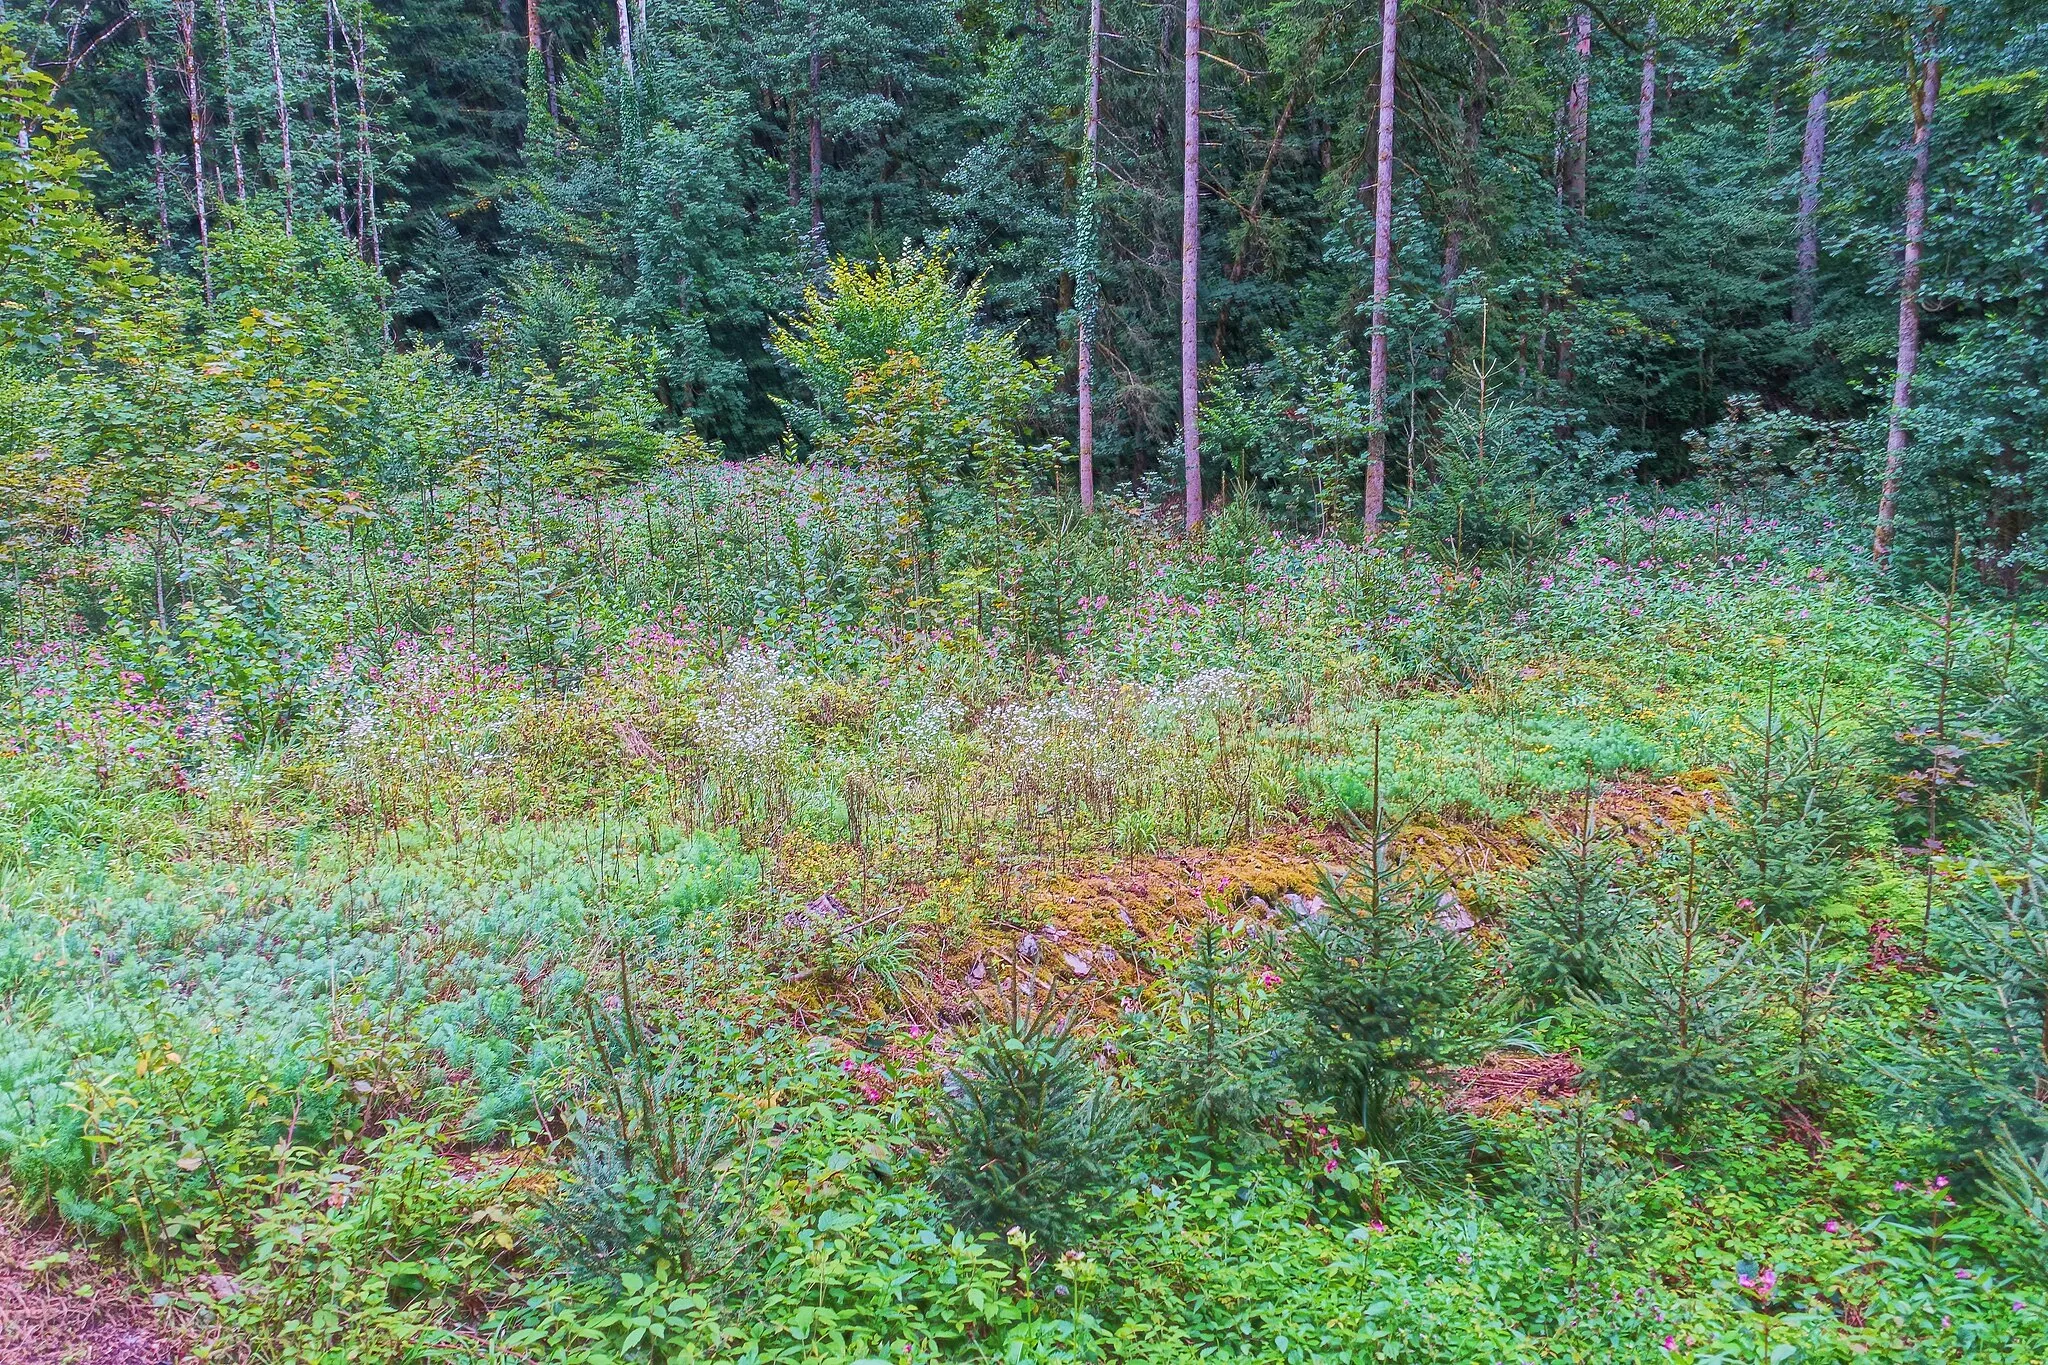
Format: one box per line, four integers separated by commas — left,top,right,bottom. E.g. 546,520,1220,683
0,0,2046,1357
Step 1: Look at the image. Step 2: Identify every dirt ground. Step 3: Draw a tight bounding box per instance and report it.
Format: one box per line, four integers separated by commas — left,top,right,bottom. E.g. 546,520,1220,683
0,1222,179,1365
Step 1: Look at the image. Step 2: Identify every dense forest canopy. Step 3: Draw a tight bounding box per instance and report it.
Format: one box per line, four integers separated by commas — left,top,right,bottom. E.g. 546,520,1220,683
4,0,2044,577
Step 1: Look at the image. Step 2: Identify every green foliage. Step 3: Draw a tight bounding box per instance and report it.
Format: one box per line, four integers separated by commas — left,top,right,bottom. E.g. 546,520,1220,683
1919,801,2048,1148
1590,848,1759,1133
773,247,1048,439
934,993,1132,1251
0,40,148,364
1508,782,1646,1004
1713,684,1876,926
1278,747,1477,1135
1134,922,1293,1141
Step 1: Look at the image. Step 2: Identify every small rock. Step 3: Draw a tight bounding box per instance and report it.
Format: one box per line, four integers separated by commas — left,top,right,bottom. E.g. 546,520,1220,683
1062,952,1092,977
1281,893,1325,920
1018,933,1041,962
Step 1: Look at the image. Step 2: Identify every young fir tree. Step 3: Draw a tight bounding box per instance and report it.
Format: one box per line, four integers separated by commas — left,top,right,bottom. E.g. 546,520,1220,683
1138,920,1292,1143
1717,681,1873,926
1921,801,2048,1150
1591,842,1758,1134
1516,1095,1638,1287
935,985,1132,1251
1766,925,1848,1115
1509,776,1645,1004
1278,725,1474,1139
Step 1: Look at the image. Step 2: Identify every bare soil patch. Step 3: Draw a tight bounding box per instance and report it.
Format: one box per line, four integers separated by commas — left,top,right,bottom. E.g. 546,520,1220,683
0,1221,181,1365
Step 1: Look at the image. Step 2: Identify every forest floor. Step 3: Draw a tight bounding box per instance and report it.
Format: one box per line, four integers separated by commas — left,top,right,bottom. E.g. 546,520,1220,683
0,1219,178,1365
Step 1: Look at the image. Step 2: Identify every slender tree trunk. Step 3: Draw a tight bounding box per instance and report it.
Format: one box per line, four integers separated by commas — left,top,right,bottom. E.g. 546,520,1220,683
326,2,350,236
1874,51,1941,563
341,1,379,266
140,22,171,237
1438,0,1488,364
615,0,633,77
634,0,646,51
1555,9,1590,391
808,47,824,246
210,0,246,202
1635,14,1656,172
174,0,212,300
1076,0,1102,512
1565,9,1590,215
1180,0,1202,529
1364,0,1398,535
261,0,296,231
1792,45,1829,327
526,0,552,120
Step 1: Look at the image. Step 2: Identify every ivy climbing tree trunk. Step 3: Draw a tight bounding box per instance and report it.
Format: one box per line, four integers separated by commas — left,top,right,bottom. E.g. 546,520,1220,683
1076,0,1102,513
1180,0,1201,530
342,2,380,267
1874,47,1940,563
1635,14,1656,172
326,3,348,233
1792,45,1829,327
1364,0,1398,536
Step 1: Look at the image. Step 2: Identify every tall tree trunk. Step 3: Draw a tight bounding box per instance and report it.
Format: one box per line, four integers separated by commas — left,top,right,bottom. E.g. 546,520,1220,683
261,0,296,231
1792,45,1829,327
1555,9,1590,392
140,22,171,237
1564,9,1590,215
1874,50,1941,563
1634,14,1656,172
1180,0,1202,529
210,0,246,202
341,1,379,266
326,2,350,236
1364,0,1398,535
173,0,212,300
808,47,824,246
526,0,552,120
615,0,633,78
1076,0,1102,513
1438,0,1488,360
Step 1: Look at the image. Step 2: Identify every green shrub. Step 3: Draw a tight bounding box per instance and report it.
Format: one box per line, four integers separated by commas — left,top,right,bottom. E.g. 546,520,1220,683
933,995,1132,1251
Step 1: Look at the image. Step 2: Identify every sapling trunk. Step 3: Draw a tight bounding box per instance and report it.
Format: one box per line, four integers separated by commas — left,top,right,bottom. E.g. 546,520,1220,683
211,0,247,202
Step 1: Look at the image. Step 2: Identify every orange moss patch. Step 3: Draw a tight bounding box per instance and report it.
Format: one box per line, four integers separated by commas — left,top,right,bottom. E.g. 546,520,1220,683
913,771,1718,1025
